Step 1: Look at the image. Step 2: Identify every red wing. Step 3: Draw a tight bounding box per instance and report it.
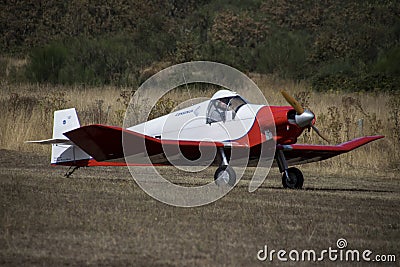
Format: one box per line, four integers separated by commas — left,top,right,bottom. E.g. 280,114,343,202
64,124,224,165
63,125,383,167
276,136,384,166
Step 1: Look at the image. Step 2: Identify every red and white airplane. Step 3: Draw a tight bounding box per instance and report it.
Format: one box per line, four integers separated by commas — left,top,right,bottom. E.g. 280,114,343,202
28,90,383,189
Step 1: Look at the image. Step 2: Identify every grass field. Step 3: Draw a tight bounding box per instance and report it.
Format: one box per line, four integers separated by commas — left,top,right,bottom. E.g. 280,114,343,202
0,149,399,266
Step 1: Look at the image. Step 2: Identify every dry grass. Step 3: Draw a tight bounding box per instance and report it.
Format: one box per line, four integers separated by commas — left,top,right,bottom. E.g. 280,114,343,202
0,75,398,173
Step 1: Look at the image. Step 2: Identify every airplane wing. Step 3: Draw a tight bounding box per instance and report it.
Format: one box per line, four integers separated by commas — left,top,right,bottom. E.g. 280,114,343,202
276,136,384,166
63,124,383,167
63,124,224,165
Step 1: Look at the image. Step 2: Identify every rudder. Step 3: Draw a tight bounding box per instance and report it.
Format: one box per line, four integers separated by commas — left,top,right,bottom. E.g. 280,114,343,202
51,108,91,164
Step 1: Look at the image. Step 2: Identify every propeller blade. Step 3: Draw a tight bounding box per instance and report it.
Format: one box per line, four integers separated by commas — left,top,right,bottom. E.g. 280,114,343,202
311,125,329,143
281,90,305,115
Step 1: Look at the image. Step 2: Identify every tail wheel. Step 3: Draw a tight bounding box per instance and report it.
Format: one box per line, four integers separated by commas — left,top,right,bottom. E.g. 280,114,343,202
214,166,236,187
282,167,304,189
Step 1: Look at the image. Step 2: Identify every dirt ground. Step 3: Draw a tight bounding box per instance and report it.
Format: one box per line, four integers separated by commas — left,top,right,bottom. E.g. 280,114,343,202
0,149,399,266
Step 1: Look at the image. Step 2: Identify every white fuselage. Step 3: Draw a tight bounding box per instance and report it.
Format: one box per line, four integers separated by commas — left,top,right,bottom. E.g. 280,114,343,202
128,100,264,143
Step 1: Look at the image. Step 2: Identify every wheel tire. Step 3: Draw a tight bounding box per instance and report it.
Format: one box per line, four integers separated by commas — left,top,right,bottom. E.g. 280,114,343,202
282,167,304,189
214,166,236,187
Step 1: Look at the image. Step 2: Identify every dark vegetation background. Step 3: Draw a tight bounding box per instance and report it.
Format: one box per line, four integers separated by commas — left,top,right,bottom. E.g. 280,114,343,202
1,0,399,91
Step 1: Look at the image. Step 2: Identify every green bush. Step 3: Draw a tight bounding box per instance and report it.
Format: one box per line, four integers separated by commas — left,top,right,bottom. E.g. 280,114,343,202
25,36,161,86
375,46,400,76
25,42,67,83
311,72,399,92
254,30,310,78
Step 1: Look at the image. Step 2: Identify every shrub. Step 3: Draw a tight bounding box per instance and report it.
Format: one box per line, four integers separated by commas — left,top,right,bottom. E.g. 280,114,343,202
311,72,399,92
25,42,67,83
254,30,310,78
375,46,400,76
25,35,162,86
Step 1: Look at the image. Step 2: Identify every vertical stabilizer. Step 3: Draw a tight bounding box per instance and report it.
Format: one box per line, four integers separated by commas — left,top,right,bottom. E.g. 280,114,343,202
53,108,81,139
51,108,91,164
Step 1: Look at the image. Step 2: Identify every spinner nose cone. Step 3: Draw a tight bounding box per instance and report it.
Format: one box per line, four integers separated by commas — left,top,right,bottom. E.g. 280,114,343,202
295,109,315,128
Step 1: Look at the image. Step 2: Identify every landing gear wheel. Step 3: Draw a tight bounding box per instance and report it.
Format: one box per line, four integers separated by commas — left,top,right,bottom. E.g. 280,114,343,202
282,167,304,189
214,166,236,187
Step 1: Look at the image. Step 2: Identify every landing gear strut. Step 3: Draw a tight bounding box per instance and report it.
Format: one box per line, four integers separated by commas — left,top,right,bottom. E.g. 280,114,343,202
65,166,80,178
276,150,304,189
214,147,236,186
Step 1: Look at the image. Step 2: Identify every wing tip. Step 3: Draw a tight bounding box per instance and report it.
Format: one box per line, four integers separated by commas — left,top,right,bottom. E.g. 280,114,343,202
339,135,384,151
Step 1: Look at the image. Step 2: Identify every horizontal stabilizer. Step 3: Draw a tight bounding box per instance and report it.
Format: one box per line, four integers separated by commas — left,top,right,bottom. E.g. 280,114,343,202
26,138,73,145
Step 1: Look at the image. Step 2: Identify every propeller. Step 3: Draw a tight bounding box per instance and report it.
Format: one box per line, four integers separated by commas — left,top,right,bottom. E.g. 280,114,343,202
281,90,304,115
280,90,329,143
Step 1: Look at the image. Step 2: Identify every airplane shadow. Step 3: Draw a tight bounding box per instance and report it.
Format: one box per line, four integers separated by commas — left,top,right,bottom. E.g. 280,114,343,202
242,184,396,194
59,168,396,194
302,187,395,193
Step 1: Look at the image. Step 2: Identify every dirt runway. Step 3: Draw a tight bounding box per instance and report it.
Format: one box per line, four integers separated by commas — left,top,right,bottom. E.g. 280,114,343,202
0,149,398,266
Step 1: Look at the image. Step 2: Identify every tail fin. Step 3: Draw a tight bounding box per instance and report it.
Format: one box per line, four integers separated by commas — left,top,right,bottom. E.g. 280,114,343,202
51,108,91,164
53,108,81,139
27,108,91,165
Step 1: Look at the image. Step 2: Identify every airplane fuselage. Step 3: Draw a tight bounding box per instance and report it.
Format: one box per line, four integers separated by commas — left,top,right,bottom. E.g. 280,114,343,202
128,100,304,147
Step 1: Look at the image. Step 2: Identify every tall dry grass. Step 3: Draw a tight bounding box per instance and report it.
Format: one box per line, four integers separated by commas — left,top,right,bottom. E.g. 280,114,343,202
0,76,398,173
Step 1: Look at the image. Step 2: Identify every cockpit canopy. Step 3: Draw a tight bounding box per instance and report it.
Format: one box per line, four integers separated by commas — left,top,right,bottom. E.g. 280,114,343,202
206,91,248,124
